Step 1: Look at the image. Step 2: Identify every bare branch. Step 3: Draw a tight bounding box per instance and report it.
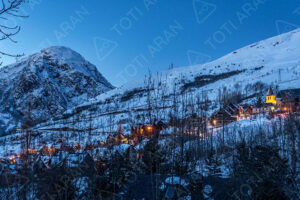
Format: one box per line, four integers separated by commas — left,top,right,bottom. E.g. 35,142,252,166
0,0,28,65
0,50,23,57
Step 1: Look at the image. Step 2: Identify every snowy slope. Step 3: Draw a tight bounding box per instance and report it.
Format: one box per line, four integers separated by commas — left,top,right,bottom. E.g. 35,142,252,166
69,28,300,110
0,46,114,134
37,28,300,134
0,29,300,159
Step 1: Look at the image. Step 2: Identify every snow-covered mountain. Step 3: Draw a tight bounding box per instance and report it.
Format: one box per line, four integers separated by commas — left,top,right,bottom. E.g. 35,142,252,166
0,28,299,159
36,28,300,134
0,46,114,134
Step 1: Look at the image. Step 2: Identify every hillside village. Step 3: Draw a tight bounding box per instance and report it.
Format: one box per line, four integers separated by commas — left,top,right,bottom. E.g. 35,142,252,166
212,87,300,126
1,84,300,199
1,86,299,165
0,29,300,199
1,0,300,199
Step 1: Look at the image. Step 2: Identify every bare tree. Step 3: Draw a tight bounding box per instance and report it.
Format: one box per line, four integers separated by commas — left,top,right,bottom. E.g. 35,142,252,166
0,0,27,64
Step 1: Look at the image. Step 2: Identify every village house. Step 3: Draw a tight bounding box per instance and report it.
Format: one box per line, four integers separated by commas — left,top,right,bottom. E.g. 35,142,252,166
211,103,240,126
259,87,277,112
209,87,300,127
246,87,300,116
266,87,277,105
252,104,274,114
276,88,300,112
215,88,279,123
242,87,277,117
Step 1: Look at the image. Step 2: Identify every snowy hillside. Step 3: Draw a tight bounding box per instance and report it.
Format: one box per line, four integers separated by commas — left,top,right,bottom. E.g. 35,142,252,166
97,27,300,101
0,29,300,193
0,46,114,134
35,28,300,134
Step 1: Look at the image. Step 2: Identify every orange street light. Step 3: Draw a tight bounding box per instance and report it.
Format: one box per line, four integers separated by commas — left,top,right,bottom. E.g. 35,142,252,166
146,126,153,132
213,120,217,126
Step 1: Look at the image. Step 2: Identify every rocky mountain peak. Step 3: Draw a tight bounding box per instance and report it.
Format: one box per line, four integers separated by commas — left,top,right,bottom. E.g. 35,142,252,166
0,46,114,134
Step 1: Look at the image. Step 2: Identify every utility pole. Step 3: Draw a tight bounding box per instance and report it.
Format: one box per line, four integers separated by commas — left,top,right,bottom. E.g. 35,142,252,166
278,68,282,83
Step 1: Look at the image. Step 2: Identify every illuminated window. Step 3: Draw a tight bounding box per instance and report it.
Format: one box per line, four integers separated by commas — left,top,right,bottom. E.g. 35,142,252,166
146,126,153,132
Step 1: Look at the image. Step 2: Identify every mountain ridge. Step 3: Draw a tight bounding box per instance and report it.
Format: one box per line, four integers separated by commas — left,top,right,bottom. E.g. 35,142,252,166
0,46,114,134
81,28,300,107
35,28,300,134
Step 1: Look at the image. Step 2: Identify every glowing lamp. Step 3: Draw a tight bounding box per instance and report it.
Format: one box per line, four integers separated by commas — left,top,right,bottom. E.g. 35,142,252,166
122,138,129,144
146,126,153,132
140,128,144,135
271,106,275,111
213,120,217,126
10,156,16,164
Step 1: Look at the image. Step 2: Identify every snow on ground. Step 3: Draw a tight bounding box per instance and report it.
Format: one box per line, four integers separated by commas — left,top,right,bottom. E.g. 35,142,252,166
87,28,300,105
1,29,300,163
203,184,213,199
165,176,189,186
35,28,300,137
0,45,114,133
0,113,273,159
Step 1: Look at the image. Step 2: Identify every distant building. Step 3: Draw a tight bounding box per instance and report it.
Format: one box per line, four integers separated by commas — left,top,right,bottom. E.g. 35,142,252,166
212,87,300,125
266,87,277,105
212,103,240,126
231,88,277,119
240,103,272,117
276,88,300,112
252,103,273,114
131,121,166,139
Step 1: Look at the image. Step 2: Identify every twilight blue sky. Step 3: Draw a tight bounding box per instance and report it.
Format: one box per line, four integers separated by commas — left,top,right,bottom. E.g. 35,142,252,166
1,0,299,86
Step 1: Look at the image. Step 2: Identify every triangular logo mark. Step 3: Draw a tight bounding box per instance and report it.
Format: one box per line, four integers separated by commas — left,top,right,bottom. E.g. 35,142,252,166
193,0,217,24
187,50,211,65
276,20,298,35
93,37,118,61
